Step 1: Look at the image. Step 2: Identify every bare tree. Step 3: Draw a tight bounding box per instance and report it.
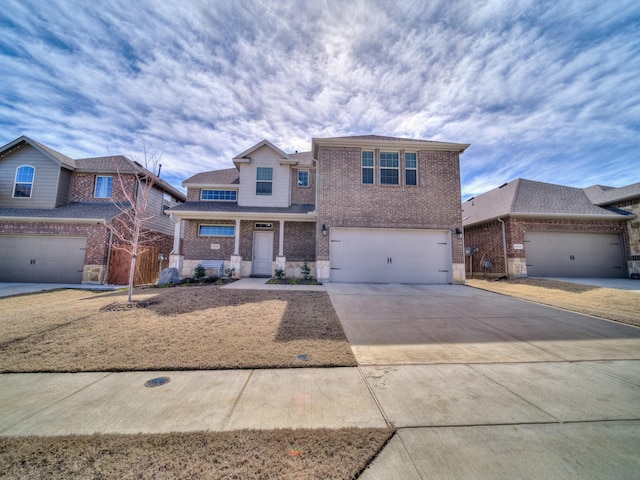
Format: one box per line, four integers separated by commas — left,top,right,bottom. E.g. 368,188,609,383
107,143,164,303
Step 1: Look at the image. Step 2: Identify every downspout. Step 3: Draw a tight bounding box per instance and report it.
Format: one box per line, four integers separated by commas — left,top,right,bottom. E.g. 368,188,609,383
497,217,509,278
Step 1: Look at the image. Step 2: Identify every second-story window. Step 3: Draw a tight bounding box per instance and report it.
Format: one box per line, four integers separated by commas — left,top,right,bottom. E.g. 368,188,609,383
380,152,399,185
95,176,113,198
13,165,35,198
362,151,374,184
297,170,309,187
405,152,417,186
256,167,273,195
201,189,237,201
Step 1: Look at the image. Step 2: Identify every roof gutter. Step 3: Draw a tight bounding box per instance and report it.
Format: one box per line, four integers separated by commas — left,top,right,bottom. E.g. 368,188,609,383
463,211,635,228
170,210,318,222
0,216,108,224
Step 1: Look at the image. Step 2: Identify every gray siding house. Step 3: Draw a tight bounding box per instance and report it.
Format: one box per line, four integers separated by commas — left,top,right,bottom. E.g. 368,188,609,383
0,136,186,283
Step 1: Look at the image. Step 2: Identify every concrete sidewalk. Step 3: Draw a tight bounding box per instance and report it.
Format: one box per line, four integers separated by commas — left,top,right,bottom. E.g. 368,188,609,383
1,283,640,478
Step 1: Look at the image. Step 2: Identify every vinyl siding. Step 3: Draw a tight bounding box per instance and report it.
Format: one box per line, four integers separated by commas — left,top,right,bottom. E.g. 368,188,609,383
0,145,61,209
143,186,175,235
56,168,73,207
237,146,291,207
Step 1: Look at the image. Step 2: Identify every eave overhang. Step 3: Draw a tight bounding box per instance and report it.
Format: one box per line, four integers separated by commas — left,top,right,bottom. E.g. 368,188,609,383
170,210,317,222
463,212,636,228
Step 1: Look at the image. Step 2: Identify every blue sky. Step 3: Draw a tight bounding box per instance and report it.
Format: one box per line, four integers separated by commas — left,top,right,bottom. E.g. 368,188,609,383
1,0,638,199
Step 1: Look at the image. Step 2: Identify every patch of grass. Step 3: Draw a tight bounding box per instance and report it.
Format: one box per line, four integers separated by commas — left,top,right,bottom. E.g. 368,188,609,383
0,287,356,372
466,278,640,327
0,428,394,480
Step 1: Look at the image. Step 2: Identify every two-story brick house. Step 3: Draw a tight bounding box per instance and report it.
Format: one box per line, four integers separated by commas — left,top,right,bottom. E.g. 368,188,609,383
0,136,186,284
169,135,469,284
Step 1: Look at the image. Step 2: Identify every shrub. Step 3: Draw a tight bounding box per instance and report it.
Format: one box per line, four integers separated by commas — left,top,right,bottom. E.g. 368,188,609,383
194,265,206,280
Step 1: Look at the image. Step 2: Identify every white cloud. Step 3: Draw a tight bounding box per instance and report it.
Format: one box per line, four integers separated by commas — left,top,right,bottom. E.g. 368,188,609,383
0,0,638,197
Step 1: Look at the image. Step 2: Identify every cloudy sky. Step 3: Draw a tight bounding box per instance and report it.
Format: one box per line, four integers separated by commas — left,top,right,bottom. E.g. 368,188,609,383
1,0,638,199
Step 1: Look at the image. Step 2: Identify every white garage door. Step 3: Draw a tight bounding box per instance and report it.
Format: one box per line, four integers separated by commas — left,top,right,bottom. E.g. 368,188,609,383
330,228,451,283
0,235,87,283
524,231,625,278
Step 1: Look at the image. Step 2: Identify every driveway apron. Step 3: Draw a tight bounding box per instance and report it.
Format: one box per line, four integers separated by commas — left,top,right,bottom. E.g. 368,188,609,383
326,283,640,479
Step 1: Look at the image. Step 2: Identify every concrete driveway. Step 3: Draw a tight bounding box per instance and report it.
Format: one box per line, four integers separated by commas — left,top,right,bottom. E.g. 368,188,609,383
325,283,640,479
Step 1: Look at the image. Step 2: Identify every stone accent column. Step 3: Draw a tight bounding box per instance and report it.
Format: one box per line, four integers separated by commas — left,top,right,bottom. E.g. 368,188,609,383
229,255,242,278
171,218,182,254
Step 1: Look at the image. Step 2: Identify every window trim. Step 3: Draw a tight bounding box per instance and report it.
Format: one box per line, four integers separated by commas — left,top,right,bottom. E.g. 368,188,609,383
256,167,273,196
379,151,399,185
200,189,238,201
94,175,113,198
13,165,35,198
361,151,374,185
405,152,418,186
297,170,309,188
198,224,235,237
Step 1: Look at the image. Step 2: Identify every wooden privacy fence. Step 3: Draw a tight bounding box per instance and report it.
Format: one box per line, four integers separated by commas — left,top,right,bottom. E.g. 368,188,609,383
108,247,159,286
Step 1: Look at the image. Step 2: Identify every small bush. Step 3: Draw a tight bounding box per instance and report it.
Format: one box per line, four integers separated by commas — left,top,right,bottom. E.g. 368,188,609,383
194,265,206,280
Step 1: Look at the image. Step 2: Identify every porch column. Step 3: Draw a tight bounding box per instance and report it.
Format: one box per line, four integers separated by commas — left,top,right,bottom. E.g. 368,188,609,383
278,219,285,256
230,218,243,278
171,218,182,254
234,218,241,255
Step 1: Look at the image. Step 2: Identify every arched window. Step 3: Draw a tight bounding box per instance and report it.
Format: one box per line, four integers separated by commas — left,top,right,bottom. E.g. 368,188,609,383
13,165,35,198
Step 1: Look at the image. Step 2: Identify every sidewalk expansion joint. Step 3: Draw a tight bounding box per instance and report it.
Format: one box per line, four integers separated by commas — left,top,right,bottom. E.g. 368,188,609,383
356,366,394,429
220,369,254,431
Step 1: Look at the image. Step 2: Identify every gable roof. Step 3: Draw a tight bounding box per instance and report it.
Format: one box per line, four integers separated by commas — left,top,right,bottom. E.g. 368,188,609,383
463,179,633,227
1,136,185,201
183,167,240,186
312,134,470,156
0,136,76,168
232,139,294,166
583,182,640,205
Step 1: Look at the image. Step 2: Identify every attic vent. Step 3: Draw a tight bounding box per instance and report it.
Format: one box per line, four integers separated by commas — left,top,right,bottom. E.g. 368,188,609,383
498,183,508,188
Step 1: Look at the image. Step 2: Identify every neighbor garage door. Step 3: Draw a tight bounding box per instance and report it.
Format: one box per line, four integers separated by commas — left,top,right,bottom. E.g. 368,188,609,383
329,228,451,283
524,231,625,278
0,235,87,283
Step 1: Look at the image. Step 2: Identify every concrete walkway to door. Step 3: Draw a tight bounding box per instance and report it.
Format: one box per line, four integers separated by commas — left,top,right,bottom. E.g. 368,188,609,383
325,283,640,479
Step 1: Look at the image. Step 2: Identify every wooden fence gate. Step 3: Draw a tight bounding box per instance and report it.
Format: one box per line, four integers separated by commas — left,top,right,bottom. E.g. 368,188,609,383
108,247,159,286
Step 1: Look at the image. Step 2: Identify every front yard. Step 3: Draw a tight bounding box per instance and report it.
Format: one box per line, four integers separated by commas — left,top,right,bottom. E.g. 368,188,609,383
0,286,356,372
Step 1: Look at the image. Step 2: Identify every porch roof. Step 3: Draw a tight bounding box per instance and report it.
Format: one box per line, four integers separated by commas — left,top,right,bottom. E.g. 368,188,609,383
169,202,317,221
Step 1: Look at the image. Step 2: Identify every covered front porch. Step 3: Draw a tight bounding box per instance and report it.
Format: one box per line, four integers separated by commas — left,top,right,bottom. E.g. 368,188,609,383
169,207,317,280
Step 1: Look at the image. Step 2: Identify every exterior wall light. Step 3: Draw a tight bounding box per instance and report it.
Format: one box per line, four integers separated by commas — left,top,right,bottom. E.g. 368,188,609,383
455,227,463,239
322,224,327,236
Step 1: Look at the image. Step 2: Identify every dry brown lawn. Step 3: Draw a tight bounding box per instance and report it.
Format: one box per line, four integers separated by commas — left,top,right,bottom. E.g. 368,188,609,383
0,286,356,372
0,428,394,480
466,278,640,327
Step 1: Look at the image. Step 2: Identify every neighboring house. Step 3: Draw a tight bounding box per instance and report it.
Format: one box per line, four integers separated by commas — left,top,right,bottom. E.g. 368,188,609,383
0,136,186,284
462,179,639,278
169,135,470,284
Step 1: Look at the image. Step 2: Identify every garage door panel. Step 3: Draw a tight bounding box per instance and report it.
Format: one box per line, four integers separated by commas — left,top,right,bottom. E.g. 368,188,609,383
330,228,451,284
0,235,87,283
525,232,624,278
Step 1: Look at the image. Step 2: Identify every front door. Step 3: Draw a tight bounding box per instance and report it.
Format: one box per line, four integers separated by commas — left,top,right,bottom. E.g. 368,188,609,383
252,231,274,276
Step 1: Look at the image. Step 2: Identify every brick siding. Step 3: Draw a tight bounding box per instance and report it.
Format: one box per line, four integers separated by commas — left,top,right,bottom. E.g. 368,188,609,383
0,221,110,264
464,217,630,277
316,146,463,261
291,167,316,205
71,173,137,203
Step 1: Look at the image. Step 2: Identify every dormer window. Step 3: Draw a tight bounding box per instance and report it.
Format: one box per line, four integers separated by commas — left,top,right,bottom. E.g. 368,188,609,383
256,167,273,195
13,165,35,198
95,176,113,198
